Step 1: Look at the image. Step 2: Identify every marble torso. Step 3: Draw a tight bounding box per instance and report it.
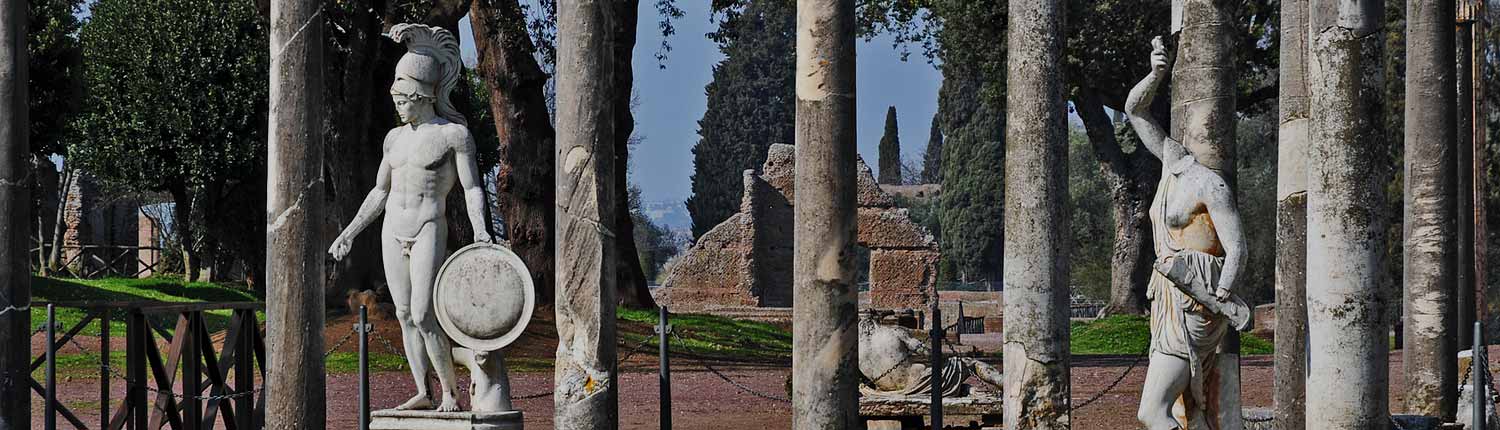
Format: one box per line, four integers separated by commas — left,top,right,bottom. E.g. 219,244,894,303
382,119,470,238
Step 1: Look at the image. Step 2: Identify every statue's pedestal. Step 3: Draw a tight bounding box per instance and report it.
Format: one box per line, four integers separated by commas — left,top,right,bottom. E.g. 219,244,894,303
859,393,1003,430
369,409,523,430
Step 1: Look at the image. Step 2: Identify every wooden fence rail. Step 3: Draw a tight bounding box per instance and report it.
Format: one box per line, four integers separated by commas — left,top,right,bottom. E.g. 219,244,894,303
31,302,265,430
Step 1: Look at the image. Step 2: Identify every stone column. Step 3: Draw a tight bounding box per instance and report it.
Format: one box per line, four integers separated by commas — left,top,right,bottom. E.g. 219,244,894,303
791,0,858,428
553,0,618,428
1003,0,1070,428
1306,0,1390,428
1173,1,1241,427
1403,0,1459,419
0,1,27,428
1274,0,1310,427
264,0,325,428
1456,13,1476,350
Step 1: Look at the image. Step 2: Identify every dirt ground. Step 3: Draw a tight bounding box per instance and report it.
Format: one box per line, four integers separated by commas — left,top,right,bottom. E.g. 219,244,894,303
23,315,1484,429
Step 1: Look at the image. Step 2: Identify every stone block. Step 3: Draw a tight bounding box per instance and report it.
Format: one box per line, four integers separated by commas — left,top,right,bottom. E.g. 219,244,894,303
369,409,522,430
868,249,938,309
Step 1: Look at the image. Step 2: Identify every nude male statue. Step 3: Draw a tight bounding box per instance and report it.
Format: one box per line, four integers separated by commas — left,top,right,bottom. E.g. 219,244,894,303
1126,36,1251,430
328,24,490,412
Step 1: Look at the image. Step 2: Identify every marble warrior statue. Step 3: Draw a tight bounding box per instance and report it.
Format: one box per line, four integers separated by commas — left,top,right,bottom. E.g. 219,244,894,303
329,23,492,413
1126,36,1252,430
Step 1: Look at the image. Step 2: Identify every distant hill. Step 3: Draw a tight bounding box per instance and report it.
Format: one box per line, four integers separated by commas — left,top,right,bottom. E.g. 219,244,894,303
642,200,692,236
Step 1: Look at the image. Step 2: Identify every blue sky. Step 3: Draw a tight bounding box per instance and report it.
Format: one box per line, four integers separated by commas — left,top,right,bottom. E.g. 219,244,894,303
463,2,942,205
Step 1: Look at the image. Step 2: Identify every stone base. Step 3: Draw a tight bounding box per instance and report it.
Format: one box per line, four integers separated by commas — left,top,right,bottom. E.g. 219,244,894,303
369,409,523,430
859,394,1003,430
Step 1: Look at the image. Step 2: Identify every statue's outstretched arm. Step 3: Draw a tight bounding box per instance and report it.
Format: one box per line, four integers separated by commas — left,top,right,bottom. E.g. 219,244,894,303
329,151,392,261
454,129,492,243
1125,36,1170,160
1204,177,1244,300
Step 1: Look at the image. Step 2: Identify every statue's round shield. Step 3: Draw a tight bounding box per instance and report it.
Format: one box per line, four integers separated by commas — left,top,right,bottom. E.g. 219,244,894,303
433,242,535,352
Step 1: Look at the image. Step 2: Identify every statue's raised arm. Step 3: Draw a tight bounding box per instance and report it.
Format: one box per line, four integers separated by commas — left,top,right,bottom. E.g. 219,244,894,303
1124,36,1170,161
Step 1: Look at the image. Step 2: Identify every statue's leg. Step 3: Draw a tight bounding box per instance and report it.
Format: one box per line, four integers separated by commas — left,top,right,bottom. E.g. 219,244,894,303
1137,352,1190,430
409,222,460,411
382,233,434,410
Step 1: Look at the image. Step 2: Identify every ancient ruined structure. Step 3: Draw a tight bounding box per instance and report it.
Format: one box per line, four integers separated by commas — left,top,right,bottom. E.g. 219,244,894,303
791,0,859,427
0,0,28,427
1306,0,1392,427
1274,0,1310,426
1402,0,1459,419
61,173,140,274
264,0,326,427
553,0,619,427
655,144,940,313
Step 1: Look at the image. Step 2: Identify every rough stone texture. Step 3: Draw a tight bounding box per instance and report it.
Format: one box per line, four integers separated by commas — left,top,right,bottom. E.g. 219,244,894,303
264,0,326,427
658,144,940,312
1403,0,1459,419
1305,1,1391,428
859,395,1003,425
370,409,523,430
1003,0,1070,428
792,0,859,428
0,0,28,427
878,184,940,202
1274,1,1310,426
553,0,618,427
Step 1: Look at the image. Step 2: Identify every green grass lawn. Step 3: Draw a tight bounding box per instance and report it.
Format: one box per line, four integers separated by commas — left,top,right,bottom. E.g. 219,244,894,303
617,307,793,362
29,276,262,336
1070,314,1273,355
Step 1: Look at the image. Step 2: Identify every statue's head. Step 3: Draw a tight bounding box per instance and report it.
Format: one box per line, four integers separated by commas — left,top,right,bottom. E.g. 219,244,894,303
388,23,466,126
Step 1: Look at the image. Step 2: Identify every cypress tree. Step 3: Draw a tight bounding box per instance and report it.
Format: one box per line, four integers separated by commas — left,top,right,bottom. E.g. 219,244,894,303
937,73,1004,282
878,106,901,185
685,0,795,240
921,112,943,184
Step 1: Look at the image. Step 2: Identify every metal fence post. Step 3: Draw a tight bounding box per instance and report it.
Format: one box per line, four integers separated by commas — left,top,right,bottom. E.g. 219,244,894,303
1477,321,1485,430
99,308,109,430
359,305,370,430
930,300,943,429
45,304,55,430
658,305,672,430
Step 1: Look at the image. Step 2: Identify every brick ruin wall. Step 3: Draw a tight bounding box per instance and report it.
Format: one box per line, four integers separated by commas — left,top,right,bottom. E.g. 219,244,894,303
657,144,939,312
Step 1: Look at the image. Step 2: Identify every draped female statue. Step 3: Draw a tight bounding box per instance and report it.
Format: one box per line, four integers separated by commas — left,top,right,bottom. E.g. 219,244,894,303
1126,36,1252,430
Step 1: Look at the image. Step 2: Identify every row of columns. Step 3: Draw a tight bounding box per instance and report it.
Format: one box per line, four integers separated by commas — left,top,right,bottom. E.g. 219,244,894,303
0,0,1486,429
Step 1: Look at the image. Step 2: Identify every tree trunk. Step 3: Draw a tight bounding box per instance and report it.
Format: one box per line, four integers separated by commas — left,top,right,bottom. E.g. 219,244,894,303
46,167,71,272
170,186,199,282
1173,1,1241,427
792,0,859,428
553,0,618,427
1275,0,1310,427
265,0,326,427
1306,1,1390,427
1003,1,1070,428
1075,90,1156,317
0,0,30,427
470,0,557,304
323,0,394,304
1402,0,1459,419
611,0,656,309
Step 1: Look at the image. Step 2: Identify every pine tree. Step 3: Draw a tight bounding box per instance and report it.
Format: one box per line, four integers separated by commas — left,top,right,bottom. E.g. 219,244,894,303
921,112,943,184
685,0,795,240
878,106,902,185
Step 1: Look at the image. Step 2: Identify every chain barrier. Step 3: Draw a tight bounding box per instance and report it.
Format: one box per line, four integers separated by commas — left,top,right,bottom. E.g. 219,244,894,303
325,326,358,358
1074,345,1149,411
671,331,790,403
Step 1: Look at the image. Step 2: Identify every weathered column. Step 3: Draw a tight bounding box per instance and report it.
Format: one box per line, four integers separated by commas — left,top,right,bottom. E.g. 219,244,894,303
1003,0,1070,428
1172,1,1241,427
1456,11,1477,350
1403,0,1459,419
1274,0,1309,427
791,0,858,428
0,1,27,429
264,0,325,427
553,0,618,428
1306,0,1390,428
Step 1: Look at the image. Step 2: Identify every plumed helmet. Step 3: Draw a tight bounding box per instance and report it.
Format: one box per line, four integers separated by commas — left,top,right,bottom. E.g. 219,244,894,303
387,23,466,125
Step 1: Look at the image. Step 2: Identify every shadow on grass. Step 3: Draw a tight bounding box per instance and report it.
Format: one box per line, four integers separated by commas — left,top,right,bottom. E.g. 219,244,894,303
30,276,262,336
